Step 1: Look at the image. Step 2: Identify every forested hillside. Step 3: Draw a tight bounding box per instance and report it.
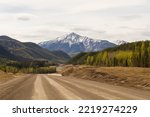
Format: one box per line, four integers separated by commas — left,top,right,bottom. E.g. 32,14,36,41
0,36,70,63
69,41,150,67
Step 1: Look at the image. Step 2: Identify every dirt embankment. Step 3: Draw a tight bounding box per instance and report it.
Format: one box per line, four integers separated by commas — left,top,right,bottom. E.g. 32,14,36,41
61,65,150,90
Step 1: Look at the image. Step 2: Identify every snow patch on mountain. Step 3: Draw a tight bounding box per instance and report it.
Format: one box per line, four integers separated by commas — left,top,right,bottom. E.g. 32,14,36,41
39,32,116,55
113,40,128,45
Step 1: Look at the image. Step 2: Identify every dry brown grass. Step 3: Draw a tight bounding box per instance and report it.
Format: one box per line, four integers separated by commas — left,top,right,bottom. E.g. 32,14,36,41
62,65,150,90
0,71,22,83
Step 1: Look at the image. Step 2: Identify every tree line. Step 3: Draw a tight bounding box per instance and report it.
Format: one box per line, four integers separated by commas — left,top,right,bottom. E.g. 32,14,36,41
0,60,57,74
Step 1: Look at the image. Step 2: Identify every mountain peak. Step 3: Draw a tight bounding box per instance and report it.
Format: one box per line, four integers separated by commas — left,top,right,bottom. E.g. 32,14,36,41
39,33,116,55
65,32,81,39
56,32,82,45
69,32,80,36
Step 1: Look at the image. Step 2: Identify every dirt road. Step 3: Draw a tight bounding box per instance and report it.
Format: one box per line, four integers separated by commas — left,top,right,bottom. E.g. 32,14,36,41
0,74,150,100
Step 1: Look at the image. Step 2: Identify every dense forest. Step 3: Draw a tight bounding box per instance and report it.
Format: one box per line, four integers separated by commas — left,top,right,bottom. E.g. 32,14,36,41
0,59,56,74
69,41,150,67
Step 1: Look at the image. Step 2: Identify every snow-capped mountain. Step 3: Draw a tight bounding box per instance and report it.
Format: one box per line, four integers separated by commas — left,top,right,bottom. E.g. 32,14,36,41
39,32,116,55
113,40,128,45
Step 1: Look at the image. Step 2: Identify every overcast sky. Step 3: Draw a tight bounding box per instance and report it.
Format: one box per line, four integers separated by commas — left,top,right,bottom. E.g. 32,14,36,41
0,0,150,43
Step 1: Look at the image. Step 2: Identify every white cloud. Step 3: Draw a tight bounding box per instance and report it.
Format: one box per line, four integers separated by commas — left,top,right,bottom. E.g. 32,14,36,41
0,0,150,43
17,13,35,21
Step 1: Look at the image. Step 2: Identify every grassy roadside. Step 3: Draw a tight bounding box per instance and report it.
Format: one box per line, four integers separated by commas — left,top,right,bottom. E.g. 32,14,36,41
0,71,20,83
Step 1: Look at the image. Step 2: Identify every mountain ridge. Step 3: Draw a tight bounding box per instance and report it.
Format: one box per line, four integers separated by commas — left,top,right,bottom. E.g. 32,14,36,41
39,32,116,55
